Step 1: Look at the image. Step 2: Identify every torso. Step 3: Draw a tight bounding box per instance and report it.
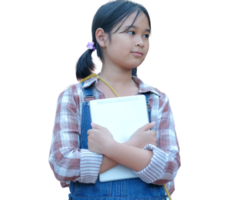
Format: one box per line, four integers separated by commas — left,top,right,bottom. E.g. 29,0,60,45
96,79,140,98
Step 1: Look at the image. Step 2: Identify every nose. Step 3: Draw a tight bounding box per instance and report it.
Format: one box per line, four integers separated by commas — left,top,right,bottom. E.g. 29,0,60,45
135,35,144,47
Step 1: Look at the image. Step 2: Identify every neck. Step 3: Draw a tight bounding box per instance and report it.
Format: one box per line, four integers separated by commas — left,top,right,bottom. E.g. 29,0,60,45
99,65,134,88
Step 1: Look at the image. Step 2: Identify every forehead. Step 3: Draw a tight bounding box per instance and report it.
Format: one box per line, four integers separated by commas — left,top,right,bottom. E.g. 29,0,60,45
117,11,150,30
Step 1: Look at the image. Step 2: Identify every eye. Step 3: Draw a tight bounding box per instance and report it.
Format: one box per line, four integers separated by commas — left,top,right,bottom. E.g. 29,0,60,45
128,31,150,38
128,31,134,33
144,34,150,39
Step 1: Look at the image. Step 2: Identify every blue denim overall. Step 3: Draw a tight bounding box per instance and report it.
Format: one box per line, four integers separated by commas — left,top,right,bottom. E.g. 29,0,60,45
69,83,166,200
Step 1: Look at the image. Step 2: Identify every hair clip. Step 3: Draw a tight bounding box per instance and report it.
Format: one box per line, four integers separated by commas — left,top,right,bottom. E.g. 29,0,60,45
87,42,96,51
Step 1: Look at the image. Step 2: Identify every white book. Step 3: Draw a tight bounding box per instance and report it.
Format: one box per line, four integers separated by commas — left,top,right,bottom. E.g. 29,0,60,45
89,95,149,182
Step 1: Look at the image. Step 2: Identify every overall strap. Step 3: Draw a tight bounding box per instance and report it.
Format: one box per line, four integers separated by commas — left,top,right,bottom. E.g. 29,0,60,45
81,82,96,101
142,92,151,123
144,92,151,109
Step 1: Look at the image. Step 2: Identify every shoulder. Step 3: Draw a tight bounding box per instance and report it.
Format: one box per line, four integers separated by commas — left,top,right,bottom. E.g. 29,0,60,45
134,76,169,103
142,81,169,106
57,83,84,105
154,87,171,101
142,82,171,113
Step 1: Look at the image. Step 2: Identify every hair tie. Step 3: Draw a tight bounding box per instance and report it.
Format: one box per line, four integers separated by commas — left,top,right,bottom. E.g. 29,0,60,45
87,42,96,51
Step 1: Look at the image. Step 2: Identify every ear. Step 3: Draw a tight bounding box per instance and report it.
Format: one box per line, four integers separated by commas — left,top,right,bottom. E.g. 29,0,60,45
95,28,108,48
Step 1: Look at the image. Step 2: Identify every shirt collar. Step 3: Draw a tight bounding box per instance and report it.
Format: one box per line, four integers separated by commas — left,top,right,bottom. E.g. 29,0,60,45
80,72,160,97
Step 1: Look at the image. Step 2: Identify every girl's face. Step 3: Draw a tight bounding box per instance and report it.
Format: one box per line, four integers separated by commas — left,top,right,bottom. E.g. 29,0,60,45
103,11,150,71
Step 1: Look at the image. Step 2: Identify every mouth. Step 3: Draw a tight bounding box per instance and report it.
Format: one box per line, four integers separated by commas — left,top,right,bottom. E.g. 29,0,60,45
132,51,143,55
131,52,143,57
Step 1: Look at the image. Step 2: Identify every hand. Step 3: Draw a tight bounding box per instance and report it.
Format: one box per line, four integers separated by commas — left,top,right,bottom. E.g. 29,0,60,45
87,123,115,155
128,121,157,149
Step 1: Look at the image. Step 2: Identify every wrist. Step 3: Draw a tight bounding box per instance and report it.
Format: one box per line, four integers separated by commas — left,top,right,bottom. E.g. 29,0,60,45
104,139,118,156
123,140,138,148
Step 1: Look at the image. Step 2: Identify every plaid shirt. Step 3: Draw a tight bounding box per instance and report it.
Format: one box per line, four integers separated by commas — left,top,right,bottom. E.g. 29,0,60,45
49,73,181,195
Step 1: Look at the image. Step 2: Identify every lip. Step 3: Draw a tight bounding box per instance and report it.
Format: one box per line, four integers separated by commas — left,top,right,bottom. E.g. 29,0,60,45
131,52,143,57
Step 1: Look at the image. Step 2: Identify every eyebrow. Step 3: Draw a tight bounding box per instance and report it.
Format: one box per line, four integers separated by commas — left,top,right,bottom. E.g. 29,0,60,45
123,25,151,33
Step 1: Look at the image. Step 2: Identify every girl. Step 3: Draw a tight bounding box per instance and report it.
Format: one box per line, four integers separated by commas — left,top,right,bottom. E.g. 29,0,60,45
49,1,181,200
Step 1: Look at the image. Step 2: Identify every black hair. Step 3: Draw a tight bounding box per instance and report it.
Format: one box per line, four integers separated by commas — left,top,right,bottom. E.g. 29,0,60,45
76,0,151,80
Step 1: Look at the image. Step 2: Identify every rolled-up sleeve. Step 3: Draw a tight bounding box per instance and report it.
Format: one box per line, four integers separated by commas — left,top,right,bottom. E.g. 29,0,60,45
49,84,103,187
132,94,180,194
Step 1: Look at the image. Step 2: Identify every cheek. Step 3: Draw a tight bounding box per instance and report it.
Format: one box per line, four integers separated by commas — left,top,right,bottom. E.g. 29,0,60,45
118,38,130,49
111,41,131,57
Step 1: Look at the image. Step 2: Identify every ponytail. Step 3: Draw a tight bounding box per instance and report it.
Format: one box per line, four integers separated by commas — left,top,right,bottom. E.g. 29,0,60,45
76,49,96,80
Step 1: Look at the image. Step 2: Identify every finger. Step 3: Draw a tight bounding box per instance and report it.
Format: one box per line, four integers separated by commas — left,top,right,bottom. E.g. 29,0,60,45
91,123,108,132
138,121,156,132
144,121,155,131
91,122,102,129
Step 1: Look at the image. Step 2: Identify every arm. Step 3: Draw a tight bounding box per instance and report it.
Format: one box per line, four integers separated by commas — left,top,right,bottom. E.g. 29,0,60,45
99,140,147,174
46,83,103,189
99,155,118,174
103,142,153,172
101,94,180,194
